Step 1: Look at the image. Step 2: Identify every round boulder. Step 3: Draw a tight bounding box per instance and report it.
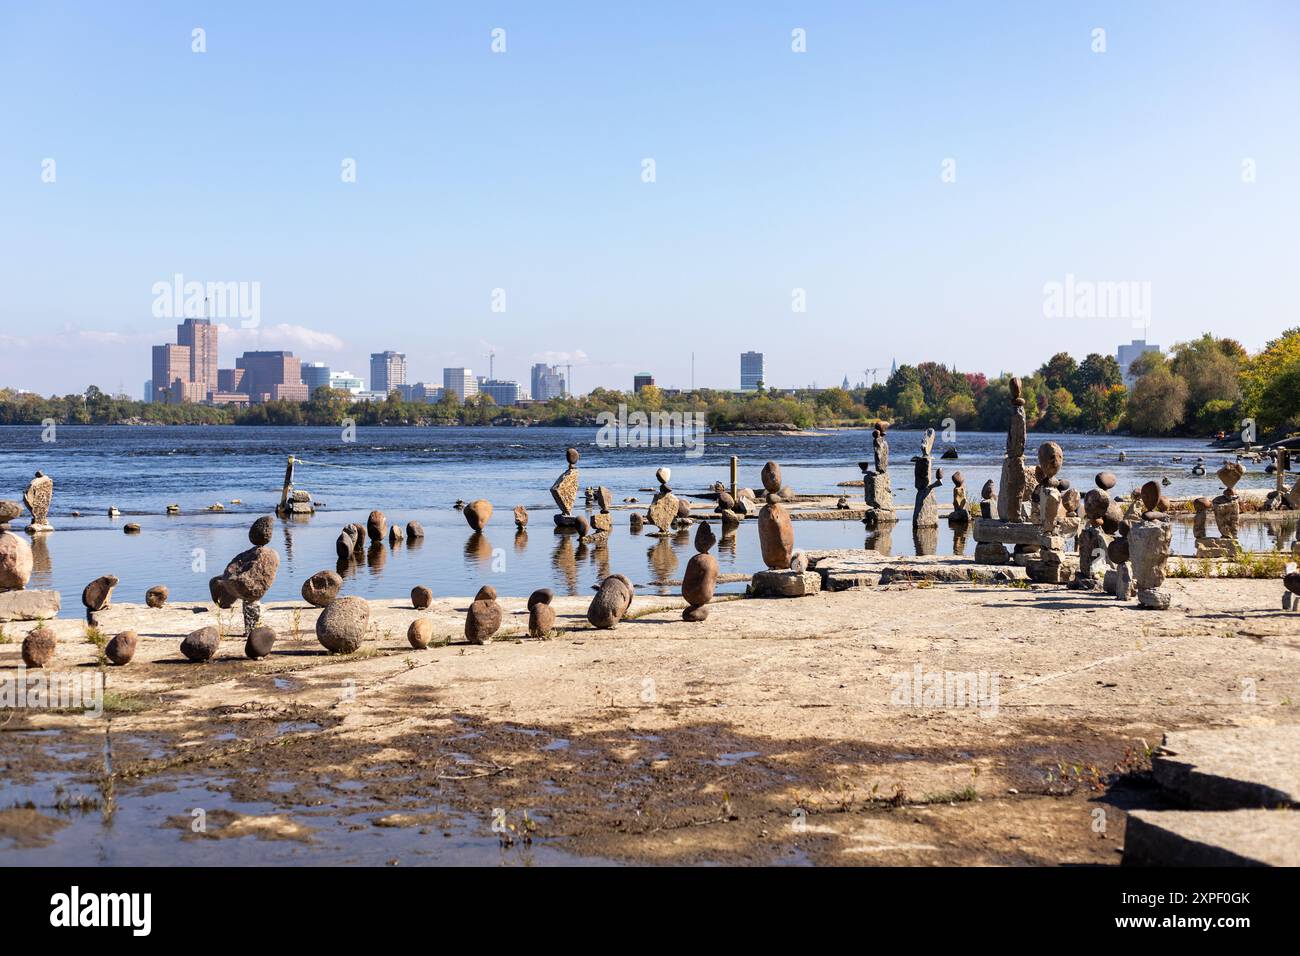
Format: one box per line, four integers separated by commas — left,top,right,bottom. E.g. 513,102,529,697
465,585,502,644
180,626,220,663
464,500,493,532
301,570,342,607
145,585,169,608
222,546,280,603
316,596,370,654
105,630,137,666
760,461,783,495
367,511,387,542
408,618,435,649
245,626,276,659
0,531,34,590
209,575,239,609
411,585,433,610
248,515,274,546
406,520,425,539
81,575,119,612
587,574,633,630
21,625,57,668
1037,442,1064,480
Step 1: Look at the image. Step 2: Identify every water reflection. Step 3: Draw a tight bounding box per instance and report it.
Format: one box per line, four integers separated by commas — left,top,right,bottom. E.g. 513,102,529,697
551,536,579,594
865,524,894,556
464,532,493,565
648,535,679,582
913,525,938,556
951,527,969,555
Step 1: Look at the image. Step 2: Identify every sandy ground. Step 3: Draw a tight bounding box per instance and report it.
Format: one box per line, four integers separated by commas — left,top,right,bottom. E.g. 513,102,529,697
2,576,1297,865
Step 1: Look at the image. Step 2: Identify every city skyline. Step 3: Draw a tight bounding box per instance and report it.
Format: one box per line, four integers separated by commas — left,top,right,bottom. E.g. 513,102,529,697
4,4,1298,396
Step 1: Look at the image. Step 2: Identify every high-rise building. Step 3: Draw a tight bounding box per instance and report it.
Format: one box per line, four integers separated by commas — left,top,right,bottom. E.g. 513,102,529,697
302,362,331,396
176,318,218,397
142,380,152,403
151,344,191,403
234,351,305,404
634,373,655,393
530,363,566,401
443,367,478,401
1118,339,1160,389
479,380,520,406
740,351,765,391
370,351,407,396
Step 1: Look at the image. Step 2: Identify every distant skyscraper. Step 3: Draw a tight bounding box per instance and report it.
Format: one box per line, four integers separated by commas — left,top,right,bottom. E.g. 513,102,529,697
479,380,520,406
302,362,331,396
740,351,765,391
530,363,566,401
443,367,478,401
1117,339,1160,389
235,351,305,403
369,351,407,395
143,380,152,403
176,318,218,397
151,344,191,403
633,373,655,393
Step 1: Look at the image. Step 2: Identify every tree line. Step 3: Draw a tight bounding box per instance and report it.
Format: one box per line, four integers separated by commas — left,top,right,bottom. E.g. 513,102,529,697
2,328,1297,438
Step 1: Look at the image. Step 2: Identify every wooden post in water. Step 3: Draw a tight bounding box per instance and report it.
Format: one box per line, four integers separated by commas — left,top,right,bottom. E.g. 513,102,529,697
729,455,738,501
278,455,295,515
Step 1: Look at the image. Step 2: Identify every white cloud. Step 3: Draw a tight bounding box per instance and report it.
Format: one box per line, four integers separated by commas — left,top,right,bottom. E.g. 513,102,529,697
532,349,589,365
217,323,345,353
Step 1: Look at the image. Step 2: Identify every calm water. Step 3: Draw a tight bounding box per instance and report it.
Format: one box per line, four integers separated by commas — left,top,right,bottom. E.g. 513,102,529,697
0,424,1289,612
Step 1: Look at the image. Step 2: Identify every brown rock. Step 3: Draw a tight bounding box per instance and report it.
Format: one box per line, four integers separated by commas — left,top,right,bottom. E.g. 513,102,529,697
244,626,276,659
301,570,342,607
647,492,679,532
367,511,387,541
682,605,710,622
758,500,795,570
1037,442,1064,480
0,500,22,524
587,574,633,629
21,625,57,668
123,523,141,534
528,603,556,639
180,626,220,663
513,506,528,529
105,630,137,666
566,447,580,465
336,528,357,560
209,575,238,608
464,499,493,532
760,461,783,494
222,546,280,602
249,515,274,546
408,618,435,649
694,521,717,553
389,524,404,544
411,585,433,610
528,588,554,610
81,575,118,612
465,585,502,644
682,552,718,609
23,473,53,528
1096,471,1117,491
1140,481,1162,512
406,521,424,539
551,467,580,515
0,531,34,589
145,585,168,608
316,596,370,654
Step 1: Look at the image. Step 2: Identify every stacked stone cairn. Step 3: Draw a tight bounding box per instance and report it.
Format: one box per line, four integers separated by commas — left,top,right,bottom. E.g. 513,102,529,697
81,575,118,626
681,521,719,621
1264,446,1300,511
1126,480,1175,610
712,481,743,527
1072,471,1123,591
858,423,896,528
911,428,942,529
1195,461,1245,558
528,588,556,637
465,585,503,643
750,461,820,597
212,517,281,635
646,468,679,534
591,487,614,534
972,380,1037,566
551,447,586,534
947,472,970,526
24,472,55,534
1025,441,1075,585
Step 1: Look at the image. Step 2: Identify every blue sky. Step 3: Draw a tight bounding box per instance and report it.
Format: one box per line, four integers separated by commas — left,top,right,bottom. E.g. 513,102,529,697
2,1,1298,396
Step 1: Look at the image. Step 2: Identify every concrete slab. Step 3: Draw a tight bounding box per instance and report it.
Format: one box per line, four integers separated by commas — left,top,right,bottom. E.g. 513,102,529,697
1152,725,1300,809
1123,809,1299,866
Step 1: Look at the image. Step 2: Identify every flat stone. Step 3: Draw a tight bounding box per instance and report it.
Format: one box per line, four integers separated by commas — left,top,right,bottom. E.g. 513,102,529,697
880,564,1027,585
1152,726,1299,809
749,569,821,598
1123,809,1299,867
972,518,1043,546
0,589,61,622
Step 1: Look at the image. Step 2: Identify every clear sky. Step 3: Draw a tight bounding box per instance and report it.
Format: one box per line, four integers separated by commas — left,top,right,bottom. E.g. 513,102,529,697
2,1,1298,397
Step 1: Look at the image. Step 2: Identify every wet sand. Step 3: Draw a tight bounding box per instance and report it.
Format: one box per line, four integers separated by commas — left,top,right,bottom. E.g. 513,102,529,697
2,575,1297,865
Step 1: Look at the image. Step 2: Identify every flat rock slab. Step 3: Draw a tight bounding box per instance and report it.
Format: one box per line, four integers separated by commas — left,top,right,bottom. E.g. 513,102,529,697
1123,809,1299,866
1152,726,1300,809
749,570,822,598
805,551,1029,590
972,519,1044,546
0,589,61,622
880,565,1028,585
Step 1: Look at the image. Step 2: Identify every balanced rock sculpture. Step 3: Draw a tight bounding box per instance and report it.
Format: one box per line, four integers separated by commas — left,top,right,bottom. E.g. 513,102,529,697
681,522,719,621
551,448,583,533
465,585,502,644
528,588,556,638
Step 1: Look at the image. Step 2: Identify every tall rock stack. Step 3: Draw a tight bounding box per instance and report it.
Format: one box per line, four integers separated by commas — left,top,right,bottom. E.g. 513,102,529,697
911,428,942,529
23,472,54,534
646,468,679,534
216,517,281,634
1026,441,1072,584
591,487,614,533
681,521,719,621
1129,480,1174,609
750,461,819,598
551,447,584,534
997,379,1029,522
859,423,897,528
1072,472,1117,590
1208,461,1244,558
948,472,970,526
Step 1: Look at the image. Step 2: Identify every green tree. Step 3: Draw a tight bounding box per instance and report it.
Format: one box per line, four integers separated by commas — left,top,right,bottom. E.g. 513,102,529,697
1240,327,1300,433
1127,366,1188,434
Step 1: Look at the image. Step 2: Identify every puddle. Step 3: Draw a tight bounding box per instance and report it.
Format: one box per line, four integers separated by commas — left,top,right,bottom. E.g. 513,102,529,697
714,751,762,767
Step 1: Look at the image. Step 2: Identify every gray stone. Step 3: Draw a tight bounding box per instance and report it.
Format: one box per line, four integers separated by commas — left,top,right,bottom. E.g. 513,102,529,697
972,518,1043,546
0,531,33,589
180,626,220,663
1123,809,1299,867
749,569,821,598
406,520,425,539
587,574,633,629
465,585,502,643
249,515,274,546
245,626,276,659
1152,726,1299,810
0,589,60,621
105,630,137,666
316,596,370,654
973,541,1011,565
222,546,279,603
301,570,342,607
